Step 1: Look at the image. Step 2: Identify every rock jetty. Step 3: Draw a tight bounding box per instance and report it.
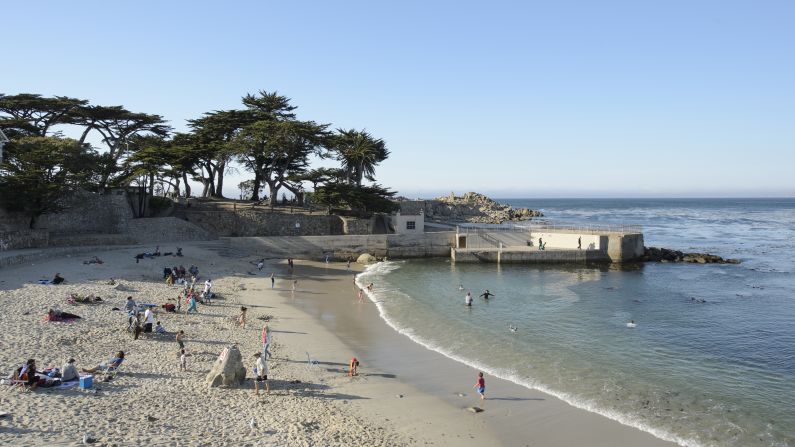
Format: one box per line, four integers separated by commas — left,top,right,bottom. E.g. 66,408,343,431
642,247,740,264
402,192,542,224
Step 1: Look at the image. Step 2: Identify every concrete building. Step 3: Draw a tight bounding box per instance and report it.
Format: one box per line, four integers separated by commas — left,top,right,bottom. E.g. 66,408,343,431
390,211,424,234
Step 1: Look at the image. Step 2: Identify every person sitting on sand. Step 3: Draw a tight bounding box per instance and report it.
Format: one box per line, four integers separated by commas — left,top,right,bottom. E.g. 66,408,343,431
82,351,124,374
155,321,167,334
61,358,79,382
52,273,65,285
12,359,39,389
45,308,81,322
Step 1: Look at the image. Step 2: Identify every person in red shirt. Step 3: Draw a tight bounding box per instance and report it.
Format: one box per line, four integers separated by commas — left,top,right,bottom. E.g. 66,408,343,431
474,372,486,400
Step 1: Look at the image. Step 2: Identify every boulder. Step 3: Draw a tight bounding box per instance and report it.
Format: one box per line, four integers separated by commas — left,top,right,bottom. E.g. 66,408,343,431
205,345,246,388
642,247,740,264
356,253,377,265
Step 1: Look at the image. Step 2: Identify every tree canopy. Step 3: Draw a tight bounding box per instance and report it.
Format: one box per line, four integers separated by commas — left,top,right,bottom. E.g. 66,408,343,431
0,90,395,218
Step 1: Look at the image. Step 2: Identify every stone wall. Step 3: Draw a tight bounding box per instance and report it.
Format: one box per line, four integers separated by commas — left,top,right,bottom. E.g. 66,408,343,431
182,210,360,237
341,217,372,235
126,217,215,243
34,190,134,235
0,230,49,250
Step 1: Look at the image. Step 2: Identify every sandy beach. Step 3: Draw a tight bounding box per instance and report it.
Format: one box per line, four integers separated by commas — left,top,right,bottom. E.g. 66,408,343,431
0,242,678,446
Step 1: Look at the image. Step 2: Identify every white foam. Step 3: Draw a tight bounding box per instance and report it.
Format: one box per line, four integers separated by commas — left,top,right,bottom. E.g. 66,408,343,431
356,261,702,447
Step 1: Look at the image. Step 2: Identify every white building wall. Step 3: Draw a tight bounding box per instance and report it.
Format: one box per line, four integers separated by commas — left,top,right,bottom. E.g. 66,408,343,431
392,213,424,234
529,232,600,250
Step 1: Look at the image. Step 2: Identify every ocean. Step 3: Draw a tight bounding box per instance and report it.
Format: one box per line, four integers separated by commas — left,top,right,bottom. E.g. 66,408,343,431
356,198,795,447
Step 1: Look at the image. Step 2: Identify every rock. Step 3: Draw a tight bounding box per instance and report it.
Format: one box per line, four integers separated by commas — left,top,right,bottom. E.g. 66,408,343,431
467,406,484,413
400,192,543,225
356,253,376,265
205,345,247,388
146,415,158,422
641,247,740,264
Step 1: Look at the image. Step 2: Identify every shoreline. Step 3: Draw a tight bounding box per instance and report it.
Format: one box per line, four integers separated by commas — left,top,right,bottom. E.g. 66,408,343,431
0,243,680,446
284,260,680,447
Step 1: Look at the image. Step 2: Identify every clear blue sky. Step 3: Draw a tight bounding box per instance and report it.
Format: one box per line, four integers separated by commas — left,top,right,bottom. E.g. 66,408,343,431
2,1,794,198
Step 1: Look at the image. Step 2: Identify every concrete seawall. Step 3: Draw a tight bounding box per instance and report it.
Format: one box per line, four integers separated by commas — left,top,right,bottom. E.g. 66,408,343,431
223,232,456,260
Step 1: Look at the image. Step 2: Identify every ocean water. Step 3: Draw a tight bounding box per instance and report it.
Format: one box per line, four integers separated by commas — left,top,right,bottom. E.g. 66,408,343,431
357,199,795,447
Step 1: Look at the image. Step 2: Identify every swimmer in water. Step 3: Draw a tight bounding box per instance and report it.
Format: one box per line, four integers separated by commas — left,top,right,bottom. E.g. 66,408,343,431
627,320,637,328
458,284,465,291
508,324,517,333
480,290,494,300
465,292,473,307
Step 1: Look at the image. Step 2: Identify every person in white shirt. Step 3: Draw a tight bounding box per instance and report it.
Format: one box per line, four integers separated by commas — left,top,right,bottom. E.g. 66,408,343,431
61,358,79,382
143,308,155,332
203,279,213,304
465,292,473,307
253,353,269,395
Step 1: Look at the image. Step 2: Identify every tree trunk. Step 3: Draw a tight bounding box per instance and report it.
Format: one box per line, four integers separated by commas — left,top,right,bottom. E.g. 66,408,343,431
250,171,262,201
182,172,191,198
214,158,226,198
267,181,280,208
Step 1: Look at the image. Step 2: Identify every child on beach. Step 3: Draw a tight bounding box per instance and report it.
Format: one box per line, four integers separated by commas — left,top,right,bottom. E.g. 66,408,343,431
253,353,269,395
180,349,187,371
357,288,364,302
349,357,359,376
474,372,485,400
238,306,248,328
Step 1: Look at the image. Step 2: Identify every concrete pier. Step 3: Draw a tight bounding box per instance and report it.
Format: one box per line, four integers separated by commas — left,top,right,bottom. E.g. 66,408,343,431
453,225,644,264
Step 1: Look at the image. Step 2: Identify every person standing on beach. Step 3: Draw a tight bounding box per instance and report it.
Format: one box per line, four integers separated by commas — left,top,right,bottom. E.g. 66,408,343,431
538,237,543,249
180,349,187,371
357,288,364,302
292,280,298,293
203,279,213,304
474,372,486,400
270,273,275,289
261,326,272,359
578,236,582,250
256,260,264,272
143,307,155,333
254,353,269,395
176,330,185,352
346,258,351,270
465,292,473,307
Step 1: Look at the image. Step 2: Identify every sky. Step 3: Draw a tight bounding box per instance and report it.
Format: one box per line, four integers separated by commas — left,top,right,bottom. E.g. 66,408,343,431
2,0,794,198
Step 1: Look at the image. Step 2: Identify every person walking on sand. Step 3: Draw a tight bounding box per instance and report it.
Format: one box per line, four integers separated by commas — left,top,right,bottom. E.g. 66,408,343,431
346,258,351,270
357,288,364,302
465,292,473,307
187,294,198,314
474,372,486,400
538,237,543,250
203,279,213,304
270,273,275,289
261,325,272,359
180,349,187,371
292,280,298,293
253,353,269,395
238,306,248,328
578,236,582,250
176,330,186,351
349,357,359,376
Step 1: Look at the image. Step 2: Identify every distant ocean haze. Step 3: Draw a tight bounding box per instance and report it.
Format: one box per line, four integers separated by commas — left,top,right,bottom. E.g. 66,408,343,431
359,198,795,447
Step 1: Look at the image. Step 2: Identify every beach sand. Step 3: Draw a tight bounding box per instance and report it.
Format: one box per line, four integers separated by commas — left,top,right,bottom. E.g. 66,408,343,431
0,242,678,446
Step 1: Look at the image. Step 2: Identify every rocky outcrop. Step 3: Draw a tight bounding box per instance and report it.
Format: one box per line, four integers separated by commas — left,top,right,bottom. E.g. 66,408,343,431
205,345,247,388
356,253,377,264
641,247,740,264
401,192,542,224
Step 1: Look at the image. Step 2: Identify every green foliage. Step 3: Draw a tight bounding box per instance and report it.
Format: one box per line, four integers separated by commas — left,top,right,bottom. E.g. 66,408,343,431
332,129,389,186
312,183,398,216
0,136,101,226
148,196,172,213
